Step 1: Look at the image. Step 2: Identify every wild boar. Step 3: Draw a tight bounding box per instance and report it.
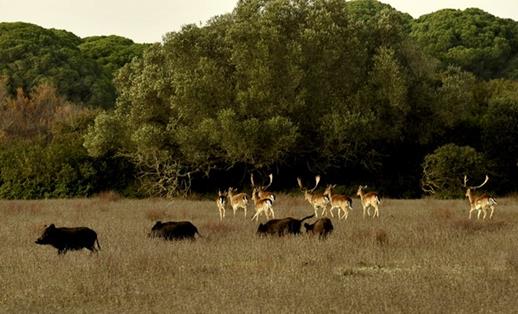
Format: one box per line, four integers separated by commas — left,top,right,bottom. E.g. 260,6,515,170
257,214,315,236
304,218,334,239
35,224,101,254
149,221,201,240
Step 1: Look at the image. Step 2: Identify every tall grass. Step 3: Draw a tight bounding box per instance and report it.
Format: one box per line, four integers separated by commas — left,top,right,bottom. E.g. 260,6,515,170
1,197,518,313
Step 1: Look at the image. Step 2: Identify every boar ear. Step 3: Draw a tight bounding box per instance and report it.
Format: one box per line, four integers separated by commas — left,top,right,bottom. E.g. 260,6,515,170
48,224,55,229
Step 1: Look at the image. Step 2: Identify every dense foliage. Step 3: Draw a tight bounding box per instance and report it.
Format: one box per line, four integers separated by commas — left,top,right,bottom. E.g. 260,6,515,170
421,144,490,198
2,0,518,198
411,8,518,80
0,22,145,107
0,81,133,198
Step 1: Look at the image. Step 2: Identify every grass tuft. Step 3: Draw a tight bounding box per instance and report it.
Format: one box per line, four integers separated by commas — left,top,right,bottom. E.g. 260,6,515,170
451,218,508,233
94,190,122,202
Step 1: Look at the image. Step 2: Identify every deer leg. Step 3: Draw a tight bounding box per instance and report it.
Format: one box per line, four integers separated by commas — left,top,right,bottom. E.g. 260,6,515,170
489,206,494,219
342,208,348,220
321,206,327,217
468,208,475,219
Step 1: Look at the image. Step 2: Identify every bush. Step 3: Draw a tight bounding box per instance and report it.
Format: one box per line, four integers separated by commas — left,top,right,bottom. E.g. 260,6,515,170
421,144,490,198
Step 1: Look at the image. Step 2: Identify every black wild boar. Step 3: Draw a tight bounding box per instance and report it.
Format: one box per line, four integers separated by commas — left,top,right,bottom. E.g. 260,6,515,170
149,221,201,240
35,224,101,254
304,218,334,239
257,214,315,236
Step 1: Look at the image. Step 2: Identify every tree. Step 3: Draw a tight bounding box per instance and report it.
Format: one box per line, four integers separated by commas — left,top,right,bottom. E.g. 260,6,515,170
84,0,448,196
481,79,518,193
421,144,490,198
411,8,518,79
0,22,145,107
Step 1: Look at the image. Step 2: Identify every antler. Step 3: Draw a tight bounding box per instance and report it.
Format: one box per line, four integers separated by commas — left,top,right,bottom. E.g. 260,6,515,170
472,175,489,189
297,177,304,190
250,174,255,187
465,175,489,189
310,175,321,192
264,173,273,190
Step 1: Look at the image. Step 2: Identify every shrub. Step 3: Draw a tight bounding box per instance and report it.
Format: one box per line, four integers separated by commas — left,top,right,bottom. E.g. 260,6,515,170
421,144,490,198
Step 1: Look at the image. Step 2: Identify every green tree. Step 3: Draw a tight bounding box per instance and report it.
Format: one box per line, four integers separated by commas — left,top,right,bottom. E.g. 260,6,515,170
411,8,518,79
481,79,518,192
79,36,148,105
0,22,145,107
84,0,445,196
421,144,490,198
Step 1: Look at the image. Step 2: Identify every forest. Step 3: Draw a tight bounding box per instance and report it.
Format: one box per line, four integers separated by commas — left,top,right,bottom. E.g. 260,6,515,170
0,0,517,199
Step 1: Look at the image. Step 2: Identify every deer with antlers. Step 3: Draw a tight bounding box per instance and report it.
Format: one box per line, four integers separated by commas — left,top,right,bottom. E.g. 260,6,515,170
250,186,275,221
356,185,381,218
464,175,497,220
251,173,276,203
227,187,249,218
324,184,353,220
216,190,228,221
297,176,330,218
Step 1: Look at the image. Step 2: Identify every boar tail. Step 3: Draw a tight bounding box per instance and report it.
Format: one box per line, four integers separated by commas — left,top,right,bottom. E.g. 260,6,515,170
300,214,315,223
95,238,101,251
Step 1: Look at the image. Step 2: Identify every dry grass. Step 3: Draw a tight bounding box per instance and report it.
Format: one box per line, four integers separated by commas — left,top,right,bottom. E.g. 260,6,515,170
1,197,518,313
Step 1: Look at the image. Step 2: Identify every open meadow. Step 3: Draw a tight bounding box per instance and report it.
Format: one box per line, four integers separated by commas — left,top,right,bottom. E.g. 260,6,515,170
1,195,518,313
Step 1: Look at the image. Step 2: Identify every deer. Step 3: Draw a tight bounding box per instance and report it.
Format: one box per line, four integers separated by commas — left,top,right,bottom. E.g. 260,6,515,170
227,187,249,218
297,176,330,218
251,173,276,203
215,190,228,221
250,186,275,222
356,185,381,218
324,184,353,220
464,175,497,220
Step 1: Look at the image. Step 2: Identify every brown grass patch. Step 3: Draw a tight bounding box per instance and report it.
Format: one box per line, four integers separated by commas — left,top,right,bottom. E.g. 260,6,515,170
3,202,43,215
94,190,122,202
431,207,455,221
145,208,171,221
507,251,518,272
199,221,241,235
352,228,389,246
451,218,508,233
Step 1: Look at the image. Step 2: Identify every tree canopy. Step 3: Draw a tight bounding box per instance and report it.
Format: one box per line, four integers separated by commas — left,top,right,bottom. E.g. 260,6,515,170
411,8,518,79
0,22,146,107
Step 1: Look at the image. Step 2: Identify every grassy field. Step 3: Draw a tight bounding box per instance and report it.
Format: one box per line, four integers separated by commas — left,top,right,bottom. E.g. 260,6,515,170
1,194,518,313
